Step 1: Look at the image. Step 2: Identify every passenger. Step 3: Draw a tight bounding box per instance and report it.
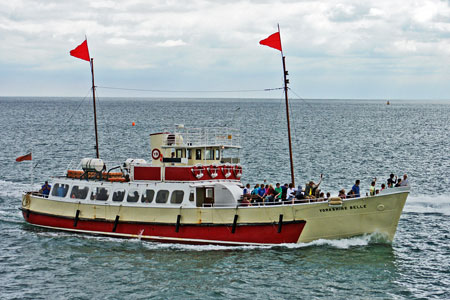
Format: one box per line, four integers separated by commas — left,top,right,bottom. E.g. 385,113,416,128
304,174,323,199
57,184,65,197
274,183,282,201
347,190,355,198
286,183,295,201
243,183,251,198
326,192,331,200
387,174,397,188
41,181,51,198
369,179,377,196
395,179,402,187
264,185,276,203
351,180,361,197
400,174,409,186
241,196,251,207
375,189,380,195
281,183,288,201
338,189,346,199
319,192,325,201
295,185,304,200
380,183,386,191
257,184,266,203
251,184,260,195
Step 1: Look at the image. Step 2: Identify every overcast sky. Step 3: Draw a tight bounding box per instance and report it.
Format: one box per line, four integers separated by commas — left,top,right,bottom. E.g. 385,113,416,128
1,0,450,99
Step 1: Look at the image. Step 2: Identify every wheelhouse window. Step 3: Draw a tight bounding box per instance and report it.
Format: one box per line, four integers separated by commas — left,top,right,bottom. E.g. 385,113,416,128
127,190,140,203
189,190,195,202
195,149,202,160
155,190,169,203
187,149,192,159
215,149,220,160
70,186,89,200
52,183,69,198
205,148,214,160
91,187,109,201
112,189,126,202
170,190,184,204
176,149,183,158
141,189,155,203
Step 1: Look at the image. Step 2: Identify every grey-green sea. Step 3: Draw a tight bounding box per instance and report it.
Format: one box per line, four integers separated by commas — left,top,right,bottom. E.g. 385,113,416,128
0,97,449,299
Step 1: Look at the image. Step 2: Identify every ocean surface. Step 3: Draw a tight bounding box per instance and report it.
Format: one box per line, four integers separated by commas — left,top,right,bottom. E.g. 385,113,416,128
0,96,449,299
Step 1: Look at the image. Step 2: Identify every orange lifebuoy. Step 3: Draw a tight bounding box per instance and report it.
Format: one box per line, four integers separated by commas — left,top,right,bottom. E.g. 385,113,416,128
67,170,83,178
108,177,127,182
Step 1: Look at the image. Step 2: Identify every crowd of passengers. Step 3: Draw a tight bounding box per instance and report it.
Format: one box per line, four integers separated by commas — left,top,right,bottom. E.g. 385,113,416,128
240,173,409,205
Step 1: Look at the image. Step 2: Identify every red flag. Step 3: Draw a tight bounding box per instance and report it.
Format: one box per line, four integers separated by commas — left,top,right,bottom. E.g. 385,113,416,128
259,32,282,51
16,152,32,162
70,39,90,61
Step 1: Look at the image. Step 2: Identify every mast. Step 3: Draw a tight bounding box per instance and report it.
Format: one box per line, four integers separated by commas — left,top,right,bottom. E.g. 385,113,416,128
278,25,295,186
90,58,100,159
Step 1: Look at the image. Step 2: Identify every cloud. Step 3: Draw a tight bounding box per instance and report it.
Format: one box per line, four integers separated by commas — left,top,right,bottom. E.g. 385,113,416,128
0,0,450,99
156,39,187,47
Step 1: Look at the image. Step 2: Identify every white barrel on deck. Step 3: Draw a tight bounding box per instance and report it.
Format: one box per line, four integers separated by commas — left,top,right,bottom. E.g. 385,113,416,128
81,158,105,172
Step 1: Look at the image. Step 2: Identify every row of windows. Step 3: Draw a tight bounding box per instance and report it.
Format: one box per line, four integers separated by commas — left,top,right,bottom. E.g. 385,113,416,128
51,183,191,204
175,148,220,160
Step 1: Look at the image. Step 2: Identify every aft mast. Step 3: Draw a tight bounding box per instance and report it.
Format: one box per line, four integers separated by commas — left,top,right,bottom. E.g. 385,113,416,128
260,26,295,185
278,25,295,186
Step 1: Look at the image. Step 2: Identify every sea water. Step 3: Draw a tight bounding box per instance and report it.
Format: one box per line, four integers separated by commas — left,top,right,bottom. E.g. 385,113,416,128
0,97,449,299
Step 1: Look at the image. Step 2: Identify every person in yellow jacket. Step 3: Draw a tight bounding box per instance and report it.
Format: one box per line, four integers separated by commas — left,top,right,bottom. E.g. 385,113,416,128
369,178,377,196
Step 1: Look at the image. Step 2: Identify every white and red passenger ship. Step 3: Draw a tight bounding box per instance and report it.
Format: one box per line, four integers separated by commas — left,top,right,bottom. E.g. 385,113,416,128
21,125,409,245
20,31,409,245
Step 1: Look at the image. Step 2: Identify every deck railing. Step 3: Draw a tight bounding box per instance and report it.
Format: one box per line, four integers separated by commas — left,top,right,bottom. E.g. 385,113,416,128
164,126,241,148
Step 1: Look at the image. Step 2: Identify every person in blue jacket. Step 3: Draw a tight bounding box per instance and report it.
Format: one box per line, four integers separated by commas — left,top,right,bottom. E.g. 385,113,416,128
41,181,51,198
351,179,360,197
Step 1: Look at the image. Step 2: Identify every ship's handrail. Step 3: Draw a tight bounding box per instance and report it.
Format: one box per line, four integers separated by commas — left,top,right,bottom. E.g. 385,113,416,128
164,127,241,148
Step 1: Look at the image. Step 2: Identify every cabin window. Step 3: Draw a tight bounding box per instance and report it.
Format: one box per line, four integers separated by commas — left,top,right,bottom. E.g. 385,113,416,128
170,190,184,204
187,149,192,159
176,149,183,158
91,187,109,201
155,190,169,203
112,189,126,202
205,148,214,160
189,190,195,202
215,149,220,160
195,149,202,160
141,189,155,203
51,183,69,198
127,190,140,203
70,186,89,200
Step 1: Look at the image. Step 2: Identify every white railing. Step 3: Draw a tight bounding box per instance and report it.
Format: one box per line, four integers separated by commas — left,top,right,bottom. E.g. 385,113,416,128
163,126,241,148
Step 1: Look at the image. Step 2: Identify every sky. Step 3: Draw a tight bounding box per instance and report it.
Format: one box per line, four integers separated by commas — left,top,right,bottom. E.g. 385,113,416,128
1,0,450,99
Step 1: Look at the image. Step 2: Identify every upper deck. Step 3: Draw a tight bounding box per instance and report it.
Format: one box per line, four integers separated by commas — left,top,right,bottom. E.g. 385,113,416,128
159,126,241,149
150,125,241,167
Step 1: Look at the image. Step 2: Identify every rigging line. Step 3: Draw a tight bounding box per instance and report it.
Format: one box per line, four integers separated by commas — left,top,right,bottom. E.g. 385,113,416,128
63,89,93,126
288,87,315,110
96,85,284,93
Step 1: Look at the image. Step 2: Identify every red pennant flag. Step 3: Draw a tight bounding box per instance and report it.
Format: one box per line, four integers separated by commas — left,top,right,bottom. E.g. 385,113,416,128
259,32,282,51
70,39,90,61
16,152,32,162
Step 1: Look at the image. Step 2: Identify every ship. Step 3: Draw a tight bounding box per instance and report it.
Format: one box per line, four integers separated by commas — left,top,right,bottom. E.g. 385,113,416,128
20,29,409,245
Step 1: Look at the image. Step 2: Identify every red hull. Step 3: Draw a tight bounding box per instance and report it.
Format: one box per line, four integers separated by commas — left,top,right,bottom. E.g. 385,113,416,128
22,209,305,245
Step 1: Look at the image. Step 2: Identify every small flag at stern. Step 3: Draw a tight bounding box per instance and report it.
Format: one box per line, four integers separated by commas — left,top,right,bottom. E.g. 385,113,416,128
16,152,32,162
